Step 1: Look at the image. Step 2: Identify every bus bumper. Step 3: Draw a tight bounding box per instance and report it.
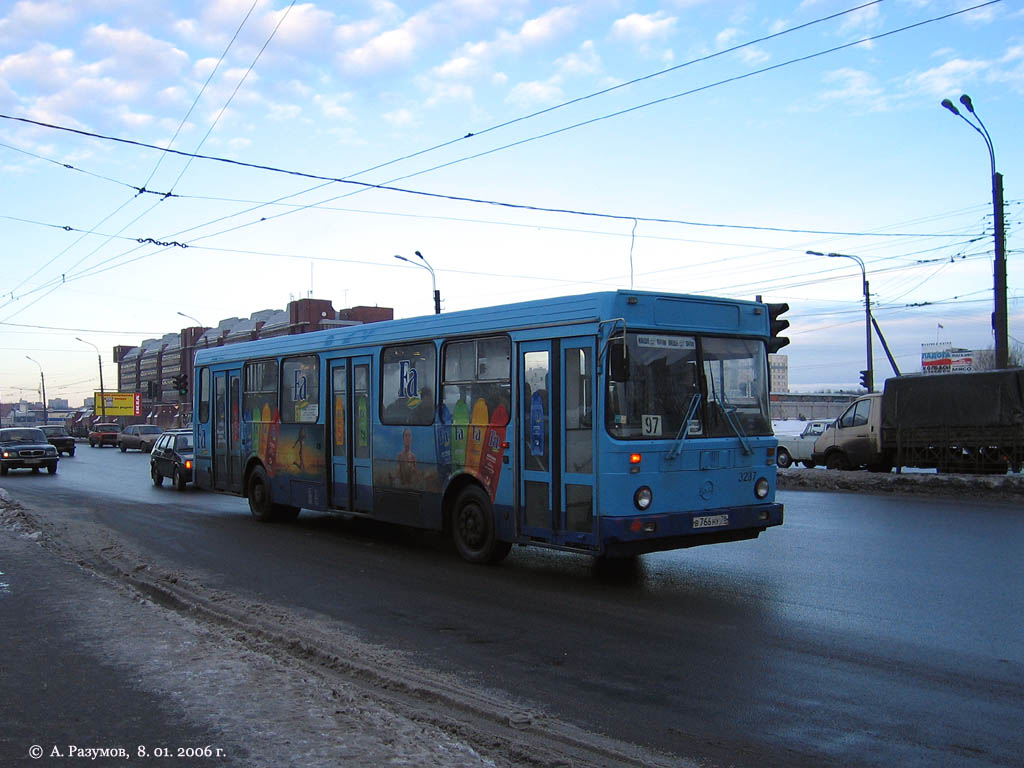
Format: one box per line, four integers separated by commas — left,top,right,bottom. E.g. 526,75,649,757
599,502,784,558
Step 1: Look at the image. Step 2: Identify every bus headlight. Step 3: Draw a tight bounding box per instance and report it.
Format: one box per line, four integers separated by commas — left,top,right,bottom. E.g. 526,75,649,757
634,486,653,510
754,477,770,499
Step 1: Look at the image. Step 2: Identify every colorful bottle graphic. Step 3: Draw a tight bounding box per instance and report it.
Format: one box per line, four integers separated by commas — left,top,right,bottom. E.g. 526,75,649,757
436,402,452,478
451,399,469,469
356,395,369,454
265,408,280,475
464,398,490,473
333,395,346,452
260,402,271,457
530,391,546,458
479,404,508,500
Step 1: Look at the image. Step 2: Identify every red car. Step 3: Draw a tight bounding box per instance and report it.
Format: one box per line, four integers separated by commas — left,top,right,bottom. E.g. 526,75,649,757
88,422,121,448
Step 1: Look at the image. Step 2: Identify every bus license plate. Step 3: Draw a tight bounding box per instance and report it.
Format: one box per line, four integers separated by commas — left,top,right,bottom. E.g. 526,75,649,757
693,514,729,529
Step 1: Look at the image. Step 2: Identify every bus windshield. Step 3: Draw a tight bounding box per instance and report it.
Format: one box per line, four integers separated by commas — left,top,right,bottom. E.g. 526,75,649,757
606,333,771,439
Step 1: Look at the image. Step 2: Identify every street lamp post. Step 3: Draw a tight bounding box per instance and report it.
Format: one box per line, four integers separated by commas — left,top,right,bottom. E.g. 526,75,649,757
941,94,1008,369
176,311,203,327
25,355,47,424
394,250,440,314
75,337,106,419
808,250,874,391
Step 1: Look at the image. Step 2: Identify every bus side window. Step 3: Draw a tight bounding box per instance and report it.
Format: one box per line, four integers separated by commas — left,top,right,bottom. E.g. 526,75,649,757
381,343,436,426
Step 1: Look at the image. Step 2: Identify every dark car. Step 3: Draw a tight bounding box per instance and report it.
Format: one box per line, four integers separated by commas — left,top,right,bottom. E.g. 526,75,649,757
39,425,76,456
118,424,163,453
88,422,121,448
150,429,194,491
0,427,59,475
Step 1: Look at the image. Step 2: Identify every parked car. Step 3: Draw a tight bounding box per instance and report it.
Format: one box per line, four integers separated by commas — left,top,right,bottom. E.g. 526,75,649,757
0,427,59,475
88,422,121,448
118,424,163,453
150,429,194,491
39,425,76,456
777,420,833,468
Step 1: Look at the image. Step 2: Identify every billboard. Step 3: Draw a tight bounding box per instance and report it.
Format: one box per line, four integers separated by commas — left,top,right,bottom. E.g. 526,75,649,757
921,343,974,374
94,392,141,417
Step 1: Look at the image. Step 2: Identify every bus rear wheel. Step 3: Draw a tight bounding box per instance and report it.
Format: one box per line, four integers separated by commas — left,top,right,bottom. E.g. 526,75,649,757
452,485,510,565
247,466,276,522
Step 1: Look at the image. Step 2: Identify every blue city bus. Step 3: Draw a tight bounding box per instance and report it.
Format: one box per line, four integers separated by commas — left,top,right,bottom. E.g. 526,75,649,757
192,290,784,563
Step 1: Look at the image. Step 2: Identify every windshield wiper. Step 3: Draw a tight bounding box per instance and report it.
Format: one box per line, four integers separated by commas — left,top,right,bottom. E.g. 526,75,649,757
718,390,753,455
666,394,702,461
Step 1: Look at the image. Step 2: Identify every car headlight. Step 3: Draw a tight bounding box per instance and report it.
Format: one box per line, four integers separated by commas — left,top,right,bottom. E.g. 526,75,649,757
633,486,653,510
754,477,770,499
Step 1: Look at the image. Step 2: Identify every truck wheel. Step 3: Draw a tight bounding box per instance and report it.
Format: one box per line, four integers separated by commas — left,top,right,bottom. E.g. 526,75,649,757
776,448,793,468
451,485,511,564
826,452,850,471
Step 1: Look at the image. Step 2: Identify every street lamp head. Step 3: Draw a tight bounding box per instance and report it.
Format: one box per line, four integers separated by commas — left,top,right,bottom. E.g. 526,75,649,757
940,98,960,116
958,94,975,113
394,254,409,263
414,250,423,259
805,250,825,257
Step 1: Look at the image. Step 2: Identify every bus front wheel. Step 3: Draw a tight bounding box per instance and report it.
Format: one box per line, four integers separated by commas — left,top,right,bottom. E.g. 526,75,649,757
452,485,510,565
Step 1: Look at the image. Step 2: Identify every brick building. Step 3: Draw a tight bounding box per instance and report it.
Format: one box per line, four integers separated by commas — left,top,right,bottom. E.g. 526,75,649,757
108,298,392,429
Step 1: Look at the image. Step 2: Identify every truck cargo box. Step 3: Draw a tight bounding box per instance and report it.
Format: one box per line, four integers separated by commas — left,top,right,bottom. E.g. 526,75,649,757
881,370,1024,429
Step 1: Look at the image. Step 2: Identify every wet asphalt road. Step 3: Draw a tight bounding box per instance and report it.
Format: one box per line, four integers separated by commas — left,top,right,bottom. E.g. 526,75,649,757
3,444,1022,767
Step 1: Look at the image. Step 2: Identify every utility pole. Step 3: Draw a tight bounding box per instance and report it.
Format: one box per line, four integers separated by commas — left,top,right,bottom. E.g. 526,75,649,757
26,356,47,424
941,94,1008,369
808,250,873,391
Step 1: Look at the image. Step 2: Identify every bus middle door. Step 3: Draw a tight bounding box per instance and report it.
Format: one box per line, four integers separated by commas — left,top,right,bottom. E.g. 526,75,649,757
328,356,372,512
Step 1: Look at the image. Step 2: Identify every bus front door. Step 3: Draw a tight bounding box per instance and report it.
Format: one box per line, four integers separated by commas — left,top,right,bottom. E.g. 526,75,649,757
328,357,373,512
518,340,597,548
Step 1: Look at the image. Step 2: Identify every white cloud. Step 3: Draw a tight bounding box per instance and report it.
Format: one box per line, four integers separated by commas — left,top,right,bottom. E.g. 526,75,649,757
506,80,563,107
905,59,989,97
435,55,479,79
839,4,881,35
739,47,771,65
424,82,473,106
314,94,353,120
85,24,189,76
821,68,884,104
268,103,302,121
0,1,76,45
555,40,600,76
263,3,336,49
716,27,740,50
341,21,419,75
519,6,577,46
611,11,677,43
382,107,415,126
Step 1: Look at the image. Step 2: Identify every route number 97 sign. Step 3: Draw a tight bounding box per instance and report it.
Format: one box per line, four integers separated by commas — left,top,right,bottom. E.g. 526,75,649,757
642,414,662,436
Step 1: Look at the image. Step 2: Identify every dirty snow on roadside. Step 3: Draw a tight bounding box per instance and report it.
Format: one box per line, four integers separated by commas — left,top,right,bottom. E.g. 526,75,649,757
0,490,682,768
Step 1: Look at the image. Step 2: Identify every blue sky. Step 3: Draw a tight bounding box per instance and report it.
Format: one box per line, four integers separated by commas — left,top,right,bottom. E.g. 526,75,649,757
1,0,1021,405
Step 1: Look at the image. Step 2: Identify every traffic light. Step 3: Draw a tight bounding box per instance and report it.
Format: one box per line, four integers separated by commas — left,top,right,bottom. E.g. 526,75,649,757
766,302,790,354
174,374,188,397
859,369,873,390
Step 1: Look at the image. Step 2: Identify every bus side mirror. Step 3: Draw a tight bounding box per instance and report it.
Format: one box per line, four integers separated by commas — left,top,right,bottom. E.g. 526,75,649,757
608,339,629,381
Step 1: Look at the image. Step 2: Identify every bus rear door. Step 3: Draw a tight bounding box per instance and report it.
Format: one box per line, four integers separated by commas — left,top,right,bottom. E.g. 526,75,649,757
211,369,243,493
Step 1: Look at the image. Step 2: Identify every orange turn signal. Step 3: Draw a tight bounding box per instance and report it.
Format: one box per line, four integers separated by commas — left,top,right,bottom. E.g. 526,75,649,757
629,453,642,465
